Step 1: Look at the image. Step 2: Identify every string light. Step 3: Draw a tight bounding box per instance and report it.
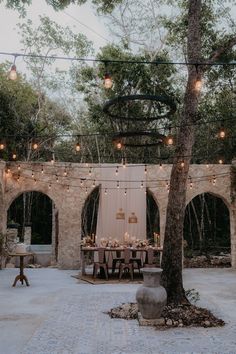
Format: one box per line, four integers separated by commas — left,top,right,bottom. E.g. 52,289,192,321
218,126,226,139
41,166,44,174
89,167,92,176
67,185,70,192
218,159,223,164
115,166,119,176
0,143,5,150
31,171,34,178
63,168,68,177
93,180,96,187
49,183,51,189
159,162,163,169
17,164,21,171
144,165,147,174
180,161,185,168
166,127,174,146
32,142,38,150
104,71,113,89
140,181,144,189
117,181,120,189
80,179,84,186
8,55,17,80
17,173,20,182
12,153,17,160
166,180,169,190
75,142,81,152
116,141,123,150
195,79,203,91
56,175,59,183
189,177,193,189
122,158,126,168
212,175,216,185
124,188,127,196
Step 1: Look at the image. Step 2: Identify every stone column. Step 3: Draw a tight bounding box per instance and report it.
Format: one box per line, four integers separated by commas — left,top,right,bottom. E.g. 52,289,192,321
230,208,236,269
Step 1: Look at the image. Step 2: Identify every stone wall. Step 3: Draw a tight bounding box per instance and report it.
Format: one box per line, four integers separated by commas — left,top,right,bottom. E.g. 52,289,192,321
0,161,235,269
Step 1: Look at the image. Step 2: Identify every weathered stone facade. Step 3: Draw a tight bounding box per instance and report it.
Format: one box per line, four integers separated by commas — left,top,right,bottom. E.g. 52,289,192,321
0,160,235,269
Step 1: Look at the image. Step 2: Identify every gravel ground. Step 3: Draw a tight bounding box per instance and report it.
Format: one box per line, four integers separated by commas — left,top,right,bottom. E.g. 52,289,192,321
0,268,236,354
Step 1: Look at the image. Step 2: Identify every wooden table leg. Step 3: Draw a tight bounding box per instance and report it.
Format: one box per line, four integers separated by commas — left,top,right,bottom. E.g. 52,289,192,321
81,250,86,275
12,256,30,287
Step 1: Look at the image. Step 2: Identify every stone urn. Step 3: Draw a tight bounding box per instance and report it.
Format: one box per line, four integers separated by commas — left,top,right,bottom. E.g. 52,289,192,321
136,268,167,319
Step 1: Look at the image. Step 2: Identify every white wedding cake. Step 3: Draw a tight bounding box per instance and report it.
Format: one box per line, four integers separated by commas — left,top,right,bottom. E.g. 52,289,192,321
15,243,27,254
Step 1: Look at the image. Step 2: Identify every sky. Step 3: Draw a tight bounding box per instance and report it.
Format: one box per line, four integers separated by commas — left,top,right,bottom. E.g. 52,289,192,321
0,0,110,73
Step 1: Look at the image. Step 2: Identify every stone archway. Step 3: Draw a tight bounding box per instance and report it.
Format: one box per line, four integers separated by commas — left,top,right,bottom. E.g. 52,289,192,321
184,192,231,266
6,190,57,266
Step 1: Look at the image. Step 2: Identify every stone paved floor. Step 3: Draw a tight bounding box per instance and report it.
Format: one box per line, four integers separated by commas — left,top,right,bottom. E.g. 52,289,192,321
0,268,236,354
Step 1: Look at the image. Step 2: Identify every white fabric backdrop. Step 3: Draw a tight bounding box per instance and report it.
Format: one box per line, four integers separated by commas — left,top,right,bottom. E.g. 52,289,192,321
96,164,146,243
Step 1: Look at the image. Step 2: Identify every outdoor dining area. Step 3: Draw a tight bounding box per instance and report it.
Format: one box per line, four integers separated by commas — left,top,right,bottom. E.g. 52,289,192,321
80,233,162,281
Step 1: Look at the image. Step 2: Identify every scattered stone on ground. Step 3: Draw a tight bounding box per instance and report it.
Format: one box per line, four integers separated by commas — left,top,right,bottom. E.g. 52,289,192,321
107,302,225,328
184,254,231,268
26,263,42,268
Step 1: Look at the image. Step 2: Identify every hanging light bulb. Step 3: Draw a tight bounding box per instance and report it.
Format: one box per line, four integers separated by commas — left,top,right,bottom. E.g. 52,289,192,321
115,140,123,150
32,142,38,150
165,180,169,190
117,181,120,189
140,181,144,189
104,72,113,89
80,179,84,187
31,171,34,178
0,142,5,150
212,175,216,185
7,167,11,174
17,174,20,182
56,175,59,183
105,188,107,195
9,56,17,81
67,185,70,192
195,79,202,91
166,127,174,146
218,126,226,139
159,162,163,169
124,188,127,196
189,177,193,189
12,153,17,160
180,160,185,168
64,168,68,177
122,158,126,168
75,142,81,152
17,164,21,171
144,165,147,174
218,159,223,164
41,166,44,174
49,183,52,189
89,167,92,176
93,180,96,187
115,166,119,176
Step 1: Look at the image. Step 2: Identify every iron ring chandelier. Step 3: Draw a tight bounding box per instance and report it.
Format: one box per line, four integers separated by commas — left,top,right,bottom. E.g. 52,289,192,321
103,94,176,122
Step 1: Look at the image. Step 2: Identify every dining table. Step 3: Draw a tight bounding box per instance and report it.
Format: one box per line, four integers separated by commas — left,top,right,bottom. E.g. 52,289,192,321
80,246,163,276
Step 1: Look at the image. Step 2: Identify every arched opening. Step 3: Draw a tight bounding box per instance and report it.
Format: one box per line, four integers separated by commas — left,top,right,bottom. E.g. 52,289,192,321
146,189,160,242
81,187,160,241
7,191,57,266
184,192,231,267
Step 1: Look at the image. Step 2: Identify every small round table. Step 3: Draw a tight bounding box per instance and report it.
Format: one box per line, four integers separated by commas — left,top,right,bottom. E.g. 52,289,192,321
8,253,33,287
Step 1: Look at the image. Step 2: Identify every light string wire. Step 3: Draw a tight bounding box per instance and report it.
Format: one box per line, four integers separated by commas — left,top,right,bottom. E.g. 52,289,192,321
2,51,236,66
7,164,229,186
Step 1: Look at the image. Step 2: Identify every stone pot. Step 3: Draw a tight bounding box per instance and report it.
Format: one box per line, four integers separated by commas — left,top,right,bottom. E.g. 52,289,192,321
136,268,167,319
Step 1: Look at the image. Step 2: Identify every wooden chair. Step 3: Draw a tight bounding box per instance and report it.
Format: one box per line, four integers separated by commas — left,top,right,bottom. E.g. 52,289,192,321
130,250,142,273
93,248,109,280
119,249,134,280
144,248,156,267
112,250,124,275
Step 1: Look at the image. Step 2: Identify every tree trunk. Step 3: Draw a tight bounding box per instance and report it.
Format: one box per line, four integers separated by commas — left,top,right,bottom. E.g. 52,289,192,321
161,0,202,304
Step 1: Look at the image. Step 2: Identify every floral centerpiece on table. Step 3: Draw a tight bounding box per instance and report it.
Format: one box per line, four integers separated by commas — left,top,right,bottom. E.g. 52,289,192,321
82,235,94,246
135,239,150,248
